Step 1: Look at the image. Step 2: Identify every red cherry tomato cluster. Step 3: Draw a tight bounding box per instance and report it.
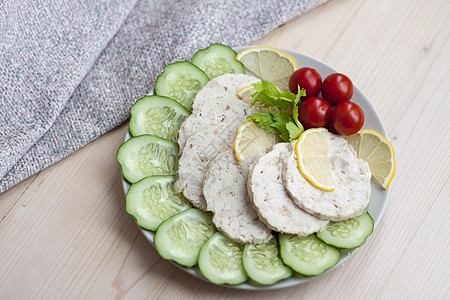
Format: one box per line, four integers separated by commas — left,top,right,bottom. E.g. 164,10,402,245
289,67,364,135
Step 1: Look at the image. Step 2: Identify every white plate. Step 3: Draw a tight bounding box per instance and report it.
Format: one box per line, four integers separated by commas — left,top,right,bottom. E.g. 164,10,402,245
121,46,390,290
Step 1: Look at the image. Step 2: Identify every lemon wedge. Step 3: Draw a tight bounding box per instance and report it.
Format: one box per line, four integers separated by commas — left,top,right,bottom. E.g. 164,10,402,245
295,128,335,192
234,120,280,162
344,129,395,189
236,46,297,91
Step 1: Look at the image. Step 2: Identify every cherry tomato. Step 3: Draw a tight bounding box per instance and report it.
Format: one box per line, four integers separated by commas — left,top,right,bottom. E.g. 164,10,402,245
298,97,332,129
331,101,364,135
289,67,322,98
321,73,353,106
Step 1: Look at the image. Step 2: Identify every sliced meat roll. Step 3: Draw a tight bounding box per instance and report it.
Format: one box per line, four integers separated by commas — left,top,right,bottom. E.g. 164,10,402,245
173,122,235,210
283,133,371,221
178,74,259,150
203,152,272,244
248,143,328,235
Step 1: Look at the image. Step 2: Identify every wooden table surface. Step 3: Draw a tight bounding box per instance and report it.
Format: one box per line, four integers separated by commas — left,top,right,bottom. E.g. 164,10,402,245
1,0,449,298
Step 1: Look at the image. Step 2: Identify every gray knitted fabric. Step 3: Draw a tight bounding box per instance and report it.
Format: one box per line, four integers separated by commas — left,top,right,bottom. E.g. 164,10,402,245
0,0,327,193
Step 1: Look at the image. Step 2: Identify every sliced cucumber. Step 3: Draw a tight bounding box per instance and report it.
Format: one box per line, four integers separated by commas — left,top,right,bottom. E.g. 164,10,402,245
154,208,216,267
316,212,374,249
117,135,179,183
198,232,248,285
279,234,340,276
129,96,191,142
126,175,191,231
191,43,245,79
243,238,293,285
154,61,209,110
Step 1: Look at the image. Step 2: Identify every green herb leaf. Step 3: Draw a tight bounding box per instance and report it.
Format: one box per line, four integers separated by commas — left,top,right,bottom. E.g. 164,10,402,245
292,89,303,129
250,81,297,110
295,85,307,100
248,113,279,133
248,111,304,142
270,112,292,132
286,121,303,140
248,80,306,142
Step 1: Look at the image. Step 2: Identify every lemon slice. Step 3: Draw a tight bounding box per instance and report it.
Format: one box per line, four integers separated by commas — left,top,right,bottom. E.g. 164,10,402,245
234,120,280,162
295,128,335,192
236,85,274,113
236,85,257,102
236,46,297,91
344,129,395,189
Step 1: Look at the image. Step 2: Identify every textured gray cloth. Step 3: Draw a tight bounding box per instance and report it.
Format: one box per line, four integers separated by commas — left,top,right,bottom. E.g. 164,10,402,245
0,0,327,193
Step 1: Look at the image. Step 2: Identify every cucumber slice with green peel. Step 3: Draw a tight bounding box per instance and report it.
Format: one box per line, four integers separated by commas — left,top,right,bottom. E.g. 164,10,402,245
154,61,209,110
198,232,248,285
316,212,374,249
191,43,245,79
117,135,179,183
129,96,191,141
243,238,293,285
126,175,191,231
279,234,340,276
154,208,216,267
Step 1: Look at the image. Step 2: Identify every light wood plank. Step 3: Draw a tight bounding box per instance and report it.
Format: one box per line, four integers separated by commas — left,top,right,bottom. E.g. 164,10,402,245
0,175,38,221
1,0,449,298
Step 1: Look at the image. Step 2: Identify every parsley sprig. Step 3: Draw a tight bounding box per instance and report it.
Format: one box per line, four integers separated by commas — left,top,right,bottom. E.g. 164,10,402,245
247,81,305,142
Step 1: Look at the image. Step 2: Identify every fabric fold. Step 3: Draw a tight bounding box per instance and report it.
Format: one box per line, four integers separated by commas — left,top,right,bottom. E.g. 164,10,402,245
0,0,328,193
0,0,139,179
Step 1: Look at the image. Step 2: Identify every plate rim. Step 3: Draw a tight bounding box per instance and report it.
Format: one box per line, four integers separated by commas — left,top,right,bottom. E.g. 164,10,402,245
120,45,390,290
